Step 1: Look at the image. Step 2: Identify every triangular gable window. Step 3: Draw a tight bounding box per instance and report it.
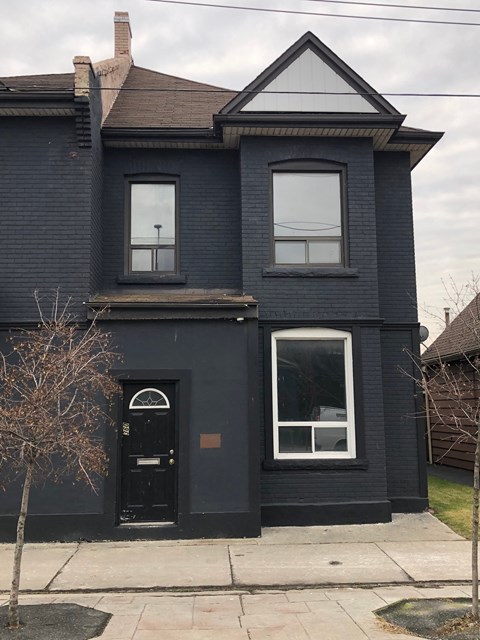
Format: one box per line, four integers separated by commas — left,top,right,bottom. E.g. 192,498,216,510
129,388,170,410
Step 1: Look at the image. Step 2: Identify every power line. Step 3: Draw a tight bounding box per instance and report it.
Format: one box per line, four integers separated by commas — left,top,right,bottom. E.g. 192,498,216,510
304,0,480,15
145,0,480,26
5,87,480,98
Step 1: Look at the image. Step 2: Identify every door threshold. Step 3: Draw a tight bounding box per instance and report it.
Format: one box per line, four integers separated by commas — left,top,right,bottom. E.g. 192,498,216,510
119,521,175,528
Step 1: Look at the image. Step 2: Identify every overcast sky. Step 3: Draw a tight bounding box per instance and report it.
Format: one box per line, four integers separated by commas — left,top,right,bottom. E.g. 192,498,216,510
3,0,479,342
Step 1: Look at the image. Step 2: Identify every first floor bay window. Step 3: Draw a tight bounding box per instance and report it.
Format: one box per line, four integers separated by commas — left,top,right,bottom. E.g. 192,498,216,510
272,328,355,459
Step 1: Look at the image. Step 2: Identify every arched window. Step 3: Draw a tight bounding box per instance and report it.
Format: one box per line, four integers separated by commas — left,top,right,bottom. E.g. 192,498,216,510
129,388,170,410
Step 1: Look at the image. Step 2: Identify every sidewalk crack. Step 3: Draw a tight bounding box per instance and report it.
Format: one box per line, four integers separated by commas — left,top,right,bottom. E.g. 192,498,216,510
374,542,415,582
227,545,235,587
44,542,81,592
337,600,371,640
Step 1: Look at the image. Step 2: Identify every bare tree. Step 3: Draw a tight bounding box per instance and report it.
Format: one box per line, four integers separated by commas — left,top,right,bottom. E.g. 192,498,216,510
416,281,480,620
0,291,119,629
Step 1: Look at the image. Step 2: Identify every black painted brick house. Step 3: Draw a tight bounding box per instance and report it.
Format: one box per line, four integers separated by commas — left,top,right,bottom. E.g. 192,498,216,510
0,12,443,541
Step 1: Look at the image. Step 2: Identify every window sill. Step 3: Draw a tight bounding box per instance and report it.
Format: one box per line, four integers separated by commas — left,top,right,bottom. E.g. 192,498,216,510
117,274,187,285
262,458,368,471
262,267,358,278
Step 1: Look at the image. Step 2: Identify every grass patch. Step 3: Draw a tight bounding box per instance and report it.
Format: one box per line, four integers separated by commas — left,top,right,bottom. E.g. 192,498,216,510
428,475,473,539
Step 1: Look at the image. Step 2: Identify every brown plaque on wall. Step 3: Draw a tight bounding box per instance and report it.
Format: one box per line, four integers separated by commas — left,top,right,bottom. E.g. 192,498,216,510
200,433,222,449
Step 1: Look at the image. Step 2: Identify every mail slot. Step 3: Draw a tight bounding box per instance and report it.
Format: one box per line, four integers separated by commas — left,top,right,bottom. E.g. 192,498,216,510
137,458,161,466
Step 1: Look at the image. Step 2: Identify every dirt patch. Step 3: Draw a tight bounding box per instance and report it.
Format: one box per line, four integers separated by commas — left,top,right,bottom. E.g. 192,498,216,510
0,604,111,640
376,598,480,640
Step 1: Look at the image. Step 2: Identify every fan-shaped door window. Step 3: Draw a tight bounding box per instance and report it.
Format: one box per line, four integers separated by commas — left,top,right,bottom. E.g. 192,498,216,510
128,388,170,410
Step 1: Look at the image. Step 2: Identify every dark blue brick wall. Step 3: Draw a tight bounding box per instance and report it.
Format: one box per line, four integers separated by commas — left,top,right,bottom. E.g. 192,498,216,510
375,152,425,501
0,114,425,521
0,117,93,322
260,325,389,505
89,83,105,295
381,329,424,499
239,137,380,320
375,151,417,323
246,141,423,510
102,149,241,290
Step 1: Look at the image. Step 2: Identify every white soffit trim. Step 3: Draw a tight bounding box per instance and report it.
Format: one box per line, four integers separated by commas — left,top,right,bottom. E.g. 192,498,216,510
241,49,379,114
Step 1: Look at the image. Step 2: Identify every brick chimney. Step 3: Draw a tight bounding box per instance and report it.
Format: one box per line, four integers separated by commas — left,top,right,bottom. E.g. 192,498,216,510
114,11,132,60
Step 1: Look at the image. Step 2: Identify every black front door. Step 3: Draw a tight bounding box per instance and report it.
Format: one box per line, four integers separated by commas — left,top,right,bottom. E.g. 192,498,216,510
120,383,176,523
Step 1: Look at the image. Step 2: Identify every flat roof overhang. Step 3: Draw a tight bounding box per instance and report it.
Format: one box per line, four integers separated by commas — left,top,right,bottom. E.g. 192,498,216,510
101,113,443,167
0,91,75,116
87,293,259,321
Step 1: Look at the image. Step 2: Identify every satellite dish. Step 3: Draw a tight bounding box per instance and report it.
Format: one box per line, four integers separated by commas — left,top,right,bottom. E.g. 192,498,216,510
419,325,429,343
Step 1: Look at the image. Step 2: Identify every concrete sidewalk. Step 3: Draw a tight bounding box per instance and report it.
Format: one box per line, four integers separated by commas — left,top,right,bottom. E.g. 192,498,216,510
0,514,469,592
2,585,475,640
0,513,476,639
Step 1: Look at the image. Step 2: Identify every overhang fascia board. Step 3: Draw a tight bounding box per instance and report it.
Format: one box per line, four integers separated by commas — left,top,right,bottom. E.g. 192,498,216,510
0,91,73,101
387,129,444,169
423,348,480,366
214,112,405,137
87,300,259,321
0,91,76,114
101,127,221,145
390,129,444,146
215,112,405,130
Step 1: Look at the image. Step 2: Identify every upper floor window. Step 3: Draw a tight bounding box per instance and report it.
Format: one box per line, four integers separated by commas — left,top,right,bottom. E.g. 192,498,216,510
272,328,356,459
127,179,178,273
272,163,345,266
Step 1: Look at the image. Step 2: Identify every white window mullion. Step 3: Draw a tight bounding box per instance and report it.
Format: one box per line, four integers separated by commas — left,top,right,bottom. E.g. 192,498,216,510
272,328,355,460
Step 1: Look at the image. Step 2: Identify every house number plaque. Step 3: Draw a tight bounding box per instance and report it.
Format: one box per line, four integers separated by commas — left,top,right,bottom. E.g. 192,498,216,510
122,422,130,436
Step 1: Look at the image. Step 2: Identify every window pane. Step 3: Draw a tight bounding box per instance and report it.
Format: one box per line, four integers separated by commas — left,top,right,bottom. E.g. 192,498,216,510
308,240,341,264
275,241,306,264
273,172,341,238
277,339,346,422
131,249,152,272
314,427,347,452
154,248,175,272
131,183,175,246
279,426,312,453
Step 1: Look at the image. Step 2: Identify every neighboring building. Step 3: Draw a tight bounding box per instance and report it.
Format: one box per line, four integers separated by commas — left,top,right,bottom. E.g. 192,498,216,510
0,13,443,541
423,296,480,472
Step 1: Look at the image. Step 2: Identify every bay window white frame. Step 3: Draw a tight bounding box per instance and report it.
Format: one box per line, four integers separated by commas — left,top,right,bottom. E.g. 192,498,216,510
271,327,356,459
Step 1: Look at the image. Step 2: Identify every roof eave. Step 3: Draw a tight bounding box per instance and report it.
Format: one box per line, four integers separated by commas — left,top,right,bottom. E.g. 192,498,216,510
214,112,405,133
387,129,444,169
0,91,76,115
423,347,480,365
102,127,219,142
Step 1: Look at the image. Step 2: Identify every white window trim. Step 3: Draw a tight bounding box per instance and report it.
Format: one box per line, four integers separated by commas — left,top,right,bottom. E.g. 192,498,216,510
129,388,170,410
271,327,356,459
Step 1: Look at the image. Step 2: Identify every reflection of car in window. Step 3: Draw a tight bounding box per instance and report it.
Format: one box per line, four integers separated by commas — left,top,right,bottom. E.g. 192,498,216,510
314,430,347,452
310,406,346,421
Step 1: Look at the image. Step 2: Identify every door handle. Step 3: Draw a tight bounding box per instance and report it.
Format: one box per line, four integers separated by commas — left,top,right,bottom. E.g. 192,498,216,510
169,458,175,466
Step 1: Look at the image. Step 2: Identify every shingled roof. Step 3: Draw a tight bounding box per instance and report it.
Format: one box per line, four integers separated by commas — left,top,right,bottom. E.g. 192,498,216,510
0,73,74,92
103,66,237,129
423,293,480,363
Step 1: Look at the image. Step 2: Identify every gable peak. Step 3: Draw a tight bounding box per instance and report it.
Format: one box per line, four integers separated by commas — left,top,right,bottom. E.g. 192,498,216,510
221,31,399,116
